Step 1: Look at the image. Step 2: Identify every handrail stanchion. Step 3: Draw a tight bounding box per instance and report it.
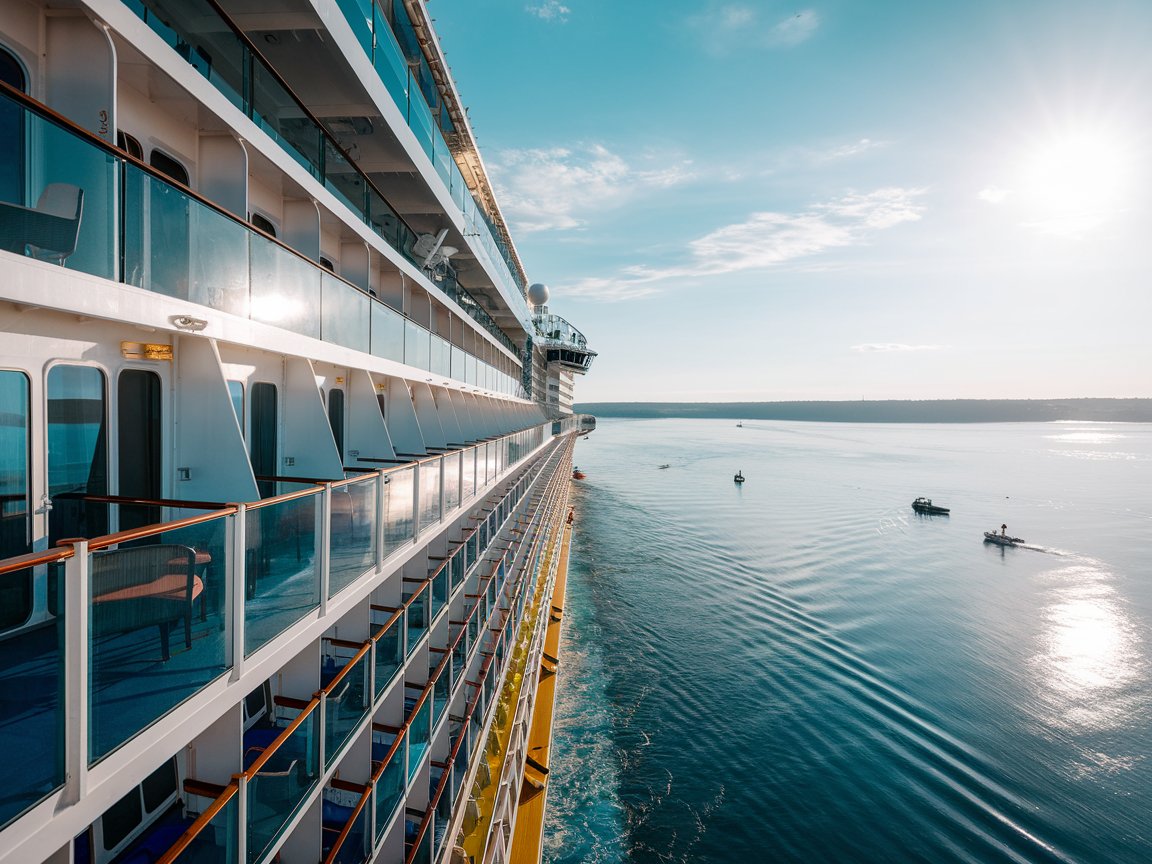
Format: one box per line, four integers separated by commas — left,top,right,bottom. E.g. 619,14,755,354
375,469,386,572
231,504,247,679
62,540,88,805
411,461,421,542
319,485,332,614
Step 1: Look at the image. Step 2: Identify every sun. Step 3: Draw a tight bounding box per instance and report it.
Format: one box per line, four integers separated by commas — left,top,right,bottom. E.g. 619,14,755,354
1016,128,1133,227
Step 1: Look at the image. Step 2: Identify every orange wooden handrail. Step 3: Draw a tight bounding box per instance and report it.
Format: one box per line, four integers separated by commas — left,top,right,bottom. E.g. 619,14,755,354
245,698,320,777
0,546,73,575
87,507,237,551
153,780,239,864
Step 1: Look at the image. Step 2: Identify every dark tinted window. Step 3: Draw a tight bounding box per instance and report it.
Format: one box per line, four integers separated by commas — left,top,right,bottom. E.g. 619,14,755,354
250,382,277,497
149,149,189,185
328,388,345,459
47,365,108,543
251,213,276,237
117,370,162,529
101,787,142,851
141,759,178,812
0,370,31,630
0,46,26,205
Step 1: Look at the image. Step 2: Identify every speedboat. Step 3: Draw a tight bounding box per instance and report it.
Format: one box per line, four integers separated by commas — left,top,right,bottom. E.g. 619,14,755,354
983,531,1024,546
734,471,745,483
658,464,670,469
912,497,950,515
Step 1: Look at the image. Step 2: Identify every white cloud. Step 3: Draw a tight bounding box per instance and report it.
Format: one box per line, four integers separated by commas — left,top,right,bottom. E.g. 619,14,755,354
852,343,944,353
769,10,821,45
822,138,883,160
526,1,570,21
558,187,927,300
489,144,693,233
691,4,821,54
978,186,1010,204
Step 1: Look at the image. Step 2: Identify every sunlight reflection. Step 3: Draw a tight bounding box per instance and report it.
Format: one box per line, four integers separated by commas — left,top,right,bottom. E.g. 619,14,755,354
1044,431,1125,444
1030,564,1144,734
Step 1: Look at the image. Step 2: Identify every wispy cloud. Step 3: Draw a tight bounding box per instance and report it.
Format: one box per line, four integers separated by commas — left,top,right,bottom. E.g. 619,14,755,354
852,343,944,353
489,144,693,233
770,10,821,45
692,4,821,54
978,186,1010,204
526,0,570,22
560,187,927,301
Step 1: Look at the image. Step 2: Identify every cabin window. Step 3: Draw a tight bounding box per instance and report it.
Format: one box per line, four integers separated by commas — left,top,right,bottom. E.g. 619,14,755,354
117,131,143,160
328,388,345,459
117,370,162,529
250,382,277,497
0,45,26,206
149,149,189,186
251,212,277,237
319,256,334,272
0,370,31,630
47,365,108,543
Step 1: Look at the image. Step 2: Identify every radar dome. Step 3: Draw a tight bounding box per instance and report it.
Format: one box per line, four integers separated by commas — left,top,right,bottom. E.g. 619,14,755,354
526,283,550,306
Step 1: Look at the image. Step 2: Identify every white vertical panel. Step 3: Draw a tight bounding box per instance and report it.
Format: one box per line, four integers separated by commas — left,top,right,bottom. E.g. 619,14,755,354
199,135,248,219
45,16,115,143
346,369,397,464
411,382,447,449
282,357,342,480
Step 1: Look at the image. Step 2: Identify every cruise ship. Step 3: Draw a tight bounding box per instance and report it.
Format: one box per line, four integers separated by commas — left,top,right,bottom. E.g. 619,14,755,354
0,2,595,863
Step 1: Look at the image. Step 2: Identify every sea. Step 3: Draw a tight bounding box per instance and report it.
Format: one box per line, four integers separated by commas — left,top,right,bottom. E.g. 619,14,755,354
542,419,1152,864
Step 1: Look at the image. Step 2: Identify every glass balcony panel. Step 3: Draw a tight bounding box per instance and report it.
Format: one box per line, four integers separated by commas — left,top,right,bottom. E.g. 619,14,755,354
367,186,402,250
451,346,466,382
407,697,431,781
335,0,374,57
406,76,435,160
372,13,411,110
462,450,476,501
370,299,406,363
329,477,377,596
374,732,405,837
327,791,370,864
442,452,460,512
404,320,430,371
246,706,320,863
324,138,367,218
0,563,64,829
430,566,448,622
0,93,118,279
244,495,319,656
418,460,441,531
383,467,414,552
466,533,478,570
250,63,322,179
409,818,432,864
88,516,230,762
430,335,451,378
167,786,239,863
449,551,464,593
432,130,453,189
405,586,428,655
324,652,369,768
250,237,321,339
432,670,448,728
374,611,404,697
322,271,371,354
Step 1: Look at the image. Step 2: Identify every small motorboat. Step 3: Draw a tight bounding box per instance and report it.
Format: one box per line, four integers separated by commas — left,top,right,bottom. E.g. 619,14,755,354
658,464,670,469
572,467,586,480
736,421,743,428
734,470,745,484
912,497,950,515
984,524,1023,546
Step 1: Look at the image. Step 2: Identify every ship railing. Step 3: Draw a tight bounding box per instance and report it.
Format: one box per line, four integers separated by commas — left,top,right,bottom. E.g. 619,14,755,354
321,779,373,864
0,82,526,398
121,0,528,349
0,424,564,846
322,639,373,770
370,722,408,843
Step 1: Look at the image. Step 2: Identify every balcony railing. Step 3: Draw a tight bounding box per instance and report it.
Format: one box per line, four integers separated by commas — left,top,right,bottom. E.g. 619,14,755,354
0,83,524,395
122,0,526,352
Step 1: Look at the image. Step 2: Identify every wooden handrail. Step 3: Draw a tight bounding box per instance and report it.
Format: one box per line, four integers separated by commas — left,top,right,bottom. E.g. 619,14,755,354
55,492,231,510
323,641,371,694
0,546,74,575
244,485,323,511
245,698,319,777
87,507,237,551
322,785,372,864
154,780,239,864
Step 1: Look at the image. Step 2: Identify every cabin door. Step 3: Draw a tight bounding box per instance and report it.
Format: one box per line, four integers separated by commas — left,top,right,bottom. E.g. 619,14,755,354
250,382,278,498
117,369,163,530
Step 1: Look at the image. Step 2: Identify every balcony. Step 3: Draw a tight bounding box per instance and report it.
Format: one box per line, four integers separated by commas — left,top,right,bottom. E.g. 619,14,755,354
0,84,525,397
534,312,597,374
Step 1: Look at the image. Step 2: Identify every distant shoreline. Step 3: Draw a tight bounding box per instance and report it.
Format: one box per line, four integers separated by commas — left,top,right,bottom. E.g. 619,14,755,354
573,398,1152,424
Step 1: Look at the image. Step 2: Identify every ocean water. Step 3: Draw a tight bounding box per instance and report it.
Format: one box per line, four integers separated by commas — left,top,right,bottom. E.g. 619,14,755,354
543,419,1152,864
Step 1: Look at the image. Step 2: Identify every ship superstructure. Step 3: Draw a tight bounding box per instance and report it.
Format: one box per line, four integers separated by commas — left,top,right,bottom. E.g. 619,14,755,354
0,2,593,862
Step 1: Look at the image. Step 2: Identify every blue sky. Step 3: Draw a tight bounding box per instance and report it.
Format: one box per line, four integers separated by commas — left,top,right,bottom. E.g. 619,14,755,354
434,0,1152,402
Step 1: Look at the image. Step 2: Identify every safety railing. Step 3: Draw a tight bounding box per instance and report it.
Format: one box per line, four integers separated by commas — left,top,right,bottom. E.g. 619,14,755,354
0,82,524,397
